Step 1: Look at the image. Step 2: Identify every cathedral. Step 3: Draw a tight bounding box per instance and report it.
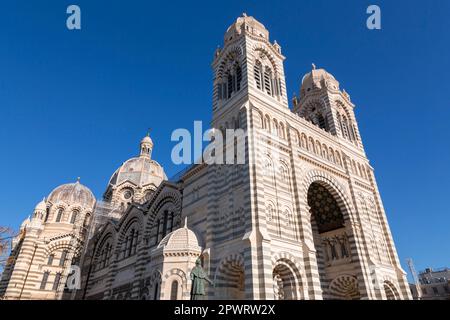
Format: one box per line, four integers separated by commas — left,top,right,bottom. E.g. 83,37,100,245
0,14,412,300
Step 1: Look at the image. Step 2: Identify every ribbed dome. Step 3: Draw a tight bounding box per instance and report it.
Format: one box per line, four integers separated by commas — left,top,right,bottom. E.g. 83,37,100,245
225,13,269,42
301,66,339,93
108,156,166,187
48,181,96,208
157,219,201,252
108,134,166,188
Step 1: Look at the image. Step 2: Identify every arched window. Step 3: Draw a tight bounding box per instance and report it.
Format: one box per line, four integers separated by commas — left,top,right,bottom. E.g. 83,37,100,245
132,230,139,255
59,250,68,267
342,116,350,139
352,160,357,174
309,137,315,153
337,113,345,137
322,145,328,159
127,229,134,257
317,114,328,130
272,119,278,135
55,209,64,223
254,61,262,90
227,70,233,99
40,271,50,290
336,151,342,166
222,63,242,100
98,242,112,269
44,208,50,222
235,64,242,91
264,67,273,96
264,115,271,131
70,210,78,224
316,141,322,155
349,124,357,141
52,273,62,291
47,254,54,265
254,58,280,99
329,148,335,163
83,213,91,228
122,226,139,259
170,280,179,300
155,211,171,244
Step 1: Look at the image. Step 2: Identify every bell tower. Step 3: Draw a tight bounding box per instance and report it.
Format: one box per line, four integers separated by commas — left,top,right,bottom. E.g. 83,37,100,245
293,65,363,149
212,14,289,127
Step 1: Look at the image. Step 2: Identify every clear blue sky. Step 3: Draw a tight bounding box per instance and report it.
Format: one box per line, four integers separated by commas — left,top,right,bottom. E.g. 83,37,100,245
0,1,448,276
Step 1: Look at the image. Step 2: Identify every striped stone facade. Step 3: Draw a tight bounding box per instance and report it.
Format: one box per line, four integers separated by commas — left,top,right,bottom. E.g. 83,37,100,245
0,182,95,300
0,14,411,300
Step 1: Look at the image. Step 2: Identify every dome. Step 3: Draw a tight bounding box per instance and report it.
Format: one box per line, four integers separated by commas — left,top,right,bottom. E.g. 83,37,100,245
157,218,201,252
301,65,340,93
108,134,166,188
108,156,166,187
225,13,269,43
48,180,96,208
141,135,153,146
34,198,47,212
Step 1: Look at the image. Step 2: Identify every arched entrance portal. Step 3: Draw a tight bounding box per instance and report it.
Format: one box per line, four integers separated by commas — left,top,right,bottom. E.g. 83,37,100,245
214,255,245,300
307,181,359,299
383,281,399,300
272,261,300,300
329,275,361,300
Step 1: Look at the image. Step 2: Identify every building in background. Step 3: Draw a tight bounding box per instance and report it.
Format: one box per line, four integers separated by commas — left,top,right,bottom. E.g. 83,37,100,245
0,181,95,299
0,14,412,300
410,267,450,300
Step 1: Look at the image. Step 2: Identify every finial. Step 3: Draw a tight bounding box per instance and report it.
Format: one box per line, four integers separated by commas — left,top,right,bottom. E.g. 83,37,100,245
242,12,247,17
312,63,316,70
76,177,80,183
184,216,188,228
147,128,151,137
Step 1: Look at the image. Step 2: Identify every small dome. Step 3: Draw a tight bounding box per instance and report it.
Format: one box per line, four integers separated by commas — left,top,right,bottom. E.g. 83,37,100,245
141,135,153,145
225,13,269,43
301,65,339,93
34,198,47,212
158,219,201,252
48,180,96,208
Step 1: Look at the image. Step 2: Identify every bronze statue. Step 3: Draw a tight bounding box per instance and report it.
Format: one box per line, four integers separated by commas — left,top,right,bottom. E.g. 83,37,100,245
190,258,214,300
